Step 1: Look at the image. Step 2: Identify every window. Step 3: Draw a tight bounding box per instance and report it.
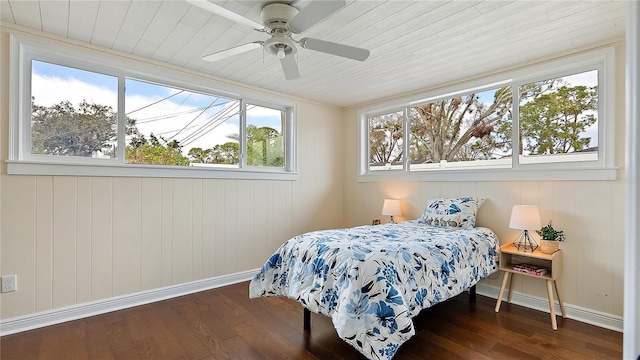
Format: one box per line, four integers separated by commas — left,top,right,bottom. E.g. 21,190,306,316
124,78,241,168
30,60,118,160
245,104,285,168
359,47,615,181
518,70,599,165
9,34,296,179
368,110,404,171
408,86,512,171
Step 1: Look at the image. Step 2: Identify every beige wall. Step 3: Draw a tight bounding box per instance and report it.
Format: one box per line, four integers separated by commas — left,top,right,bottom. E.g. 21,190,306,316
342,42,627,318
0,31,345,320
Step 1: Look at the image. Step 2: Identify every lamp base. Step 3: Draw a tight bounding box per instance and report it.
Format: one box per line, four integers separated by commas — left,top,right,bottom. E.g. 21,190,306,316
513,230,538,252
388,216,397,224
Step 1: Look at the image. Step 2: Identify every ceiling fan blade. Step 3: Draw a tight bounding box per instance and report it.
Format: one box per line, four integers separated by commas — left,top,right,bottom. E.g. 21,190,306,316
202,42,263,62
301,38,370,61
288,0,346,33
185,0,264,30
280,54,300,80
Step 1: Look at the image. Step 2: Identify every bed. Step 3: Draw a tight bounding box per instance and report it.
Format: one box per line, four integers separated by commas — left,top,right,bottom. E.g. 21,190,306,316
249,197,499,360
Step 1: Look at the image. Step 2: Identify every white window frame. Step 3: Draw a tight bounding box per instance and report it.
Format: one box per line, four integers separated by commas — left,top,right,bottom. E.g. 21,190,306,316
358,47,617,182
8,33,297,180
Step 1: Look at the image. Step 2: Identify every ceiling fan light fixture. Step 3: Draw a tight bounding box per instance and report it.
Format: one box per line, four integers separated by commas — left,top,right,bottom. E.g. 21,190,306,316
264,36,297,58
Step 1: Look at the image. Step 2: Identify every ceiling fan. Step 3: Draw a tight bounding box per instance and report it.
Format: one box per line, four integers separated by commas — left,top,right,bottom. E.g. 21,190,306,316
185,0,370,80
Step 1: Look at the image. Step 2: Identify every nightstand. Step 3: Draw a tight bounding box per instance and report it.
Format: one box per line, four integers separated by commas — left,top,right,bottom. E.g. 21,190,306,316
494,243,567,330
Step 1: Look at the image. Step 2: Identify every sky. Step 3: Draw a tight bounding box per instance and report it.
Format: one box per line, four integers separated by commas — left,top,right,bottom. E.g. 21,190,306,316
31,60,283,155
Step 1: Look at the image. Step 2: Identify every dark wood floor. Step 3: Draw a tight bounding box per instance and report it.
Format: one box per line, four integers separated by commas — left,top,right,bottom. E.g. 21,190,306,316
1,281,622,360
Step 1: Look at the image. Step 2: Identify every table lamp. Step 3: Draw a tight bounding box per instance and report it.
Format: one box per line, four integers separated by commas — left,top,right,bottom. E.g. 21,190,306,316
382,199,401,223
509,205,541,252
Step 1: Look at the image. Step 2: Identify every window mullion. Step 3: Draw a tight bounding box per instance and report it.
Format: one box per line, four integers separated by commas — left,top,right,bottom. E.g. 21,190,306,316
117,75,126,163
404,107,410,172
511,84,520,169
240,100,247,168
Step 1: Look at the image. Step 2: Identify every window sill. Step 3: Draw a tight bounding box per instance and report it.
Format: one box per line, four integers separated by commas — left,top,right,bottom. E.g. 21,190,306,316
6,161,298,181
357,167,618,182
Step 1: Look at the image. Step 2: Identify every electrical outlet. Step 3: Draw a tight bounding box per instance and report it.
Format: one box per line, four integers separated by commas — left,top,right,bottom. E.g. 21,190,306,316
1,275,17,293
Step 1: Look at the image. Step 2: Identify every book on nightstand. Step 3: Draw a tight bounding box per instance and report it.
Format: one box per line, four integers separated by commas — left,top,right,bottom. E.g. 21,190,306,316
512,263,548,276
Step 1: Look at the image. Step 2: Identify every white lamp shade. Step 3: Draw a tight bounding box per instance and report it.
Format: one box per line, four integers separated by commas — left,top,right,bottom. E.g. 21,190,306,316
381,199,401,216
509,205,541,230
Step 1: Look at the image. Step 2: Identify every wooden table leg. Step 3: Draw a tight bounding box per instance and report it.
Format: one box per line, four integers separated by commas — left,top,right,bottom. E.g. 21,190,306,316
554,280,567,318
495,272,510,312
507,273,515,304
546,279,558,330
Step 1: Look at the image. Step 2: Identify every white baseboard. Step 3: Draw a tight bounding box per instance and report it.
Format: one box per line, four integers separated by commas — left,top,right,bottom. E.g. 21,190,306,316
0,269,258,336
477,283,624,332
1,272,623,336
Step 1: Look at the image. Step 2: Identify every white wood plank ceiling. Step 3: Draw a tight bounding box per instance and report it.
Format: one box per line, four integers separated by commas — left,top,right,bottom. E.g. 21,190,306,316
0,0,626,107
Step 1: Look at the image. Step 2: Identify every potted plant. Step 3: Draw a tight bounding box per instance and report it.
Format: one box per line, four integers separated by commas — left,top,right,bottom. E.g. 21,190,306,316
536,221,565,254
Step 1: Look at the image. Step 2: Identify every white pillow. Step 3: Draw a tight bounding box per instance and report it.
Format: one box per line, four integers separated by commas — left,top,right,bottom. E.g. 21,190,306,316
418,197,485,229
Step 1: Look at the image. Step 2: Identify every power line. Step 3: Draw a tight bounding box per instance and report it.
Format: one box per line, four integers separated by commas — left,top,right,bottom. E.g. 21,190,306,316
125,90,185,116
181,103,241,147
165,97,220,142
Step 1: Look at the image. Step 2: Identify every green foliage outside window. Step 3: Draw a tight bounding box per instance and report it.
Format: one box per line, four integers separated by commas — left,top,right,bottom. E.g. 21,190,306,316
31,100,284,168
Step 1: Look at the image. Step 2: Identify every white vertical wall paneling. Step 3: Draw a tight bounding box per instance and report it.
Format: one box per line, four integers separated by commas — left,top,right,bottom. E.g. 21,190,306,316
192,179,204,280
550,182,577,306
35,176,53,312
223,180,238,273
1,176,37,318
201,179,217,278
214,180,226,276
236,180,255,271
75,177,92,304
575,182,615,313
91,177,112,301
624,1,640,357
611,181,625,317
52,177,77,309
439,182,461,197
265,180,276,255
171,178,194,284
140,178,162,291
253,181,268,268
112,178,142,296
161,178,173,286
272,181,288,253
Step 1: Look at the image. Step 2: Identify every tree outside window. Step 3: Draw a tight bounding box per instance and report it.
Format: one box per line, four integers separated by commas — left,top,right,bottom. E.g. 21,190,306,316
366,69,599,172
368,111,404,171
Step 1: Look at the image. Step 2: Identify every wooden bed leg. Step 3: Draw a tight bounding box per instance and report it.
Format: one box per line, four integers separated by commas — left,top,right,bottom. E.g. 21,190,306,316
470,285,477,302
303,308,311,330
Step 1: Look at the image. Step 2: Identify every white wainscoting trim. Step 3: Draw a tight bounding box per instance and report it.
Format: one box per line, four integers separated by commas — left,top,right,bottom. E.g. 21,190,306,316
1,271,623,337
0,269,258,336
477,283,623,332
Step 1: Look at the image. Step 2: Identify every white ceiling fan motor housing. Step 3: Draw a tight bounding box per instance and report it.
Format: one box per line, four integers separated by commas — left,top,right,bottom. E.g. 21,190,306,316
261,3,299,32
261,3,299,58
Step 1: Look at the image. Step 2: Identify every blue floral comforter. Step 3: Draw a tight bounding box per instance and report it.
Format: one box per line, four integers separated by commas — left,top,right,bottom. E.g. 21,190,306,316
249,221,499,359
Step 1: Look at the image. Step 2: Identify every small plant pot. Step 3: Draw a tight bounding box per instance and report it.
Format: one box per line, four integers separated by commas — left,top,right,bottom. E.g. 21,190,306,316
539,239,559,254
